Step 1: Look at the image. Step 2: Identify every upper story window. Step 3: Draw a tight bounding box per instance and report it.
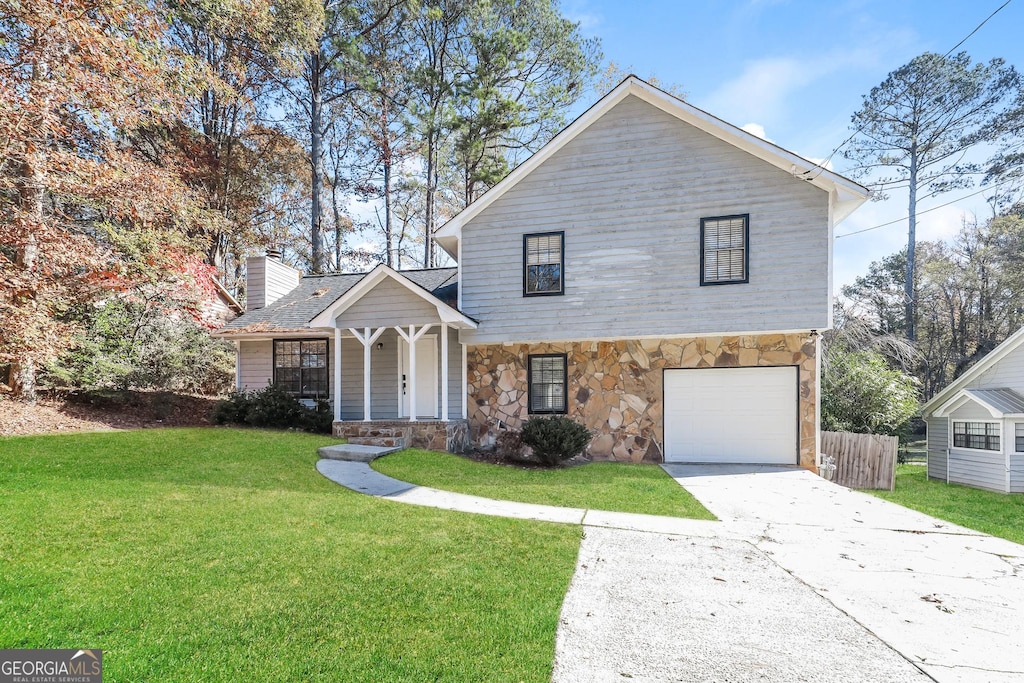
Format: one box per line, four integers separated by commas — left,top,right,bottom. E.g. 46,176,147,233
524,232,564,296
274,339,328,398
952,421,1000,451
701,214,749,285
1016,423,1024,453
528,353,567,414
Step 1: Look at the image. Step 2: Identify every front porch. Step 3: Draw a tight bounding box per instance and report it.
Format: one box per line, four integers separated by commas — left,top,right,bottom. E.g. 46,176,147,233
306,265,479,453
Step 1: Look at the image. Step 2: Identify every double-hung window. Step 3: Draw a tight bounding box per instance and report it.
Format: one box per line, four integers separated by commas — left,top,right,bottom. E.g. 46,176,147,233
528,354,567,414
524,232,564,296
701,214,749,285
274,339,329,398
952,421,1000,451
1016,423,1024,453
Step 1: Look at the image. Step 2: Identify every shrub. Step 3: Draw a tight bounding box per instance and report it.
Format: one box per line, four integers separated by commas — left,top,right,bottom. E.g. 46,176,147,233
212,385,332,434
520,416,590,467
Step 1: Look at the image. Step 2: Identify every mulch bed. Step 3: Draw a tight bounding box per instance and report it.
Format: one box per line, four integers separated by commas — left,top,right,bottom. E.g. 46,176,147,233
0,390,219,437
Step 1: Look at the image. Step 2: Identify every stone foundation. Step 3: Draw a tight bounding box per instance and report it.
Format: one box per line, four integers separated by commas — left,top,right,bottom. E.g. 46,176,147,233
468,334,818,469
333,420,470,453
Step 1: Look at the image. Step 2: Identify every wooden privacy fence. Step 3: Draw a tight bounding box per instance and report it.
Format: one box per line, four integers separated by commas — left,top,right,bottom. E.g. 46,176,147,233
821,431,898,490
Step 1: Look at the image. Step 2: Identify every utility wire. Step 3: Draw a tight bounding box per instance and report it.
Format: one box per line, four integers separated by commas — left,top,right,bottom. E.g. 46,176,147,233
835,176,1017,238
798,0,1014,182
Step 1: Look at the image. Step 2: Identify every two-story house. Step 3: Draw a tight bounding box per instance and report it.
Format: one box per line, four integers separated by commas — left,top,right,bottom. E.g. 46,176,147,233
215,77,869,469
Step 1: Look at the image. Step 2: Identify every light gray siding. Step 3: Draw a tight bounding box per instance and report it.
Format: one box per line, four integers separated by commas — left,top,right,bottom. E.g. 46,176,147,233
338,278,441,328
949,401,998,421
446,325,463,419
338,330,401,419
968,344,1024,393
1010,454,1024,493
926,417,948,481
238,338,335,399
459,95,831,344
239,340,273,390
948,448,1008,493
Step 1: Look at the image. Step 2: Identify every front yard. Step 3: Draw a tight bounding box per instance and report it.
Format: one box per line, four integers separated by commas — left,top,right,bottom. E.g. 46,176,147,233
372,449,715,519
871,465,1024,545
0,428,580,682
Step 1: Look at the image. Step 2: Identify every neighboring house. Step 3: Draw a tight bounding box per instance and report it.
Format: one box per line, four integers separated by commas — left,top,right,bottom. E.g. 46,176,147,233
919,326,1024,493
214,77,869,467
203,277,244,328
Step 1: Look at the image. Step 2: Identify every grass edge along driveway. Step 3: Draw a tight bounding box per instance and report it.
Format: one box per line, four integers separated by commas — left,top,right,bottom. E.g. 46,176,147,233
0,428,580,682
869,464,1024,545
373,448,715,520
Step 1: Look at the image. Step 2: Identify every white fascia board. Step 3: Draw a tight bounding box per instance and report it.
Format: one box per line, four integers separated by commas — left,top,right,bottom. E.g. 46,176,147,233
307,264,477,329
921,325,1024,416
434,77,870,258
211,330,332,341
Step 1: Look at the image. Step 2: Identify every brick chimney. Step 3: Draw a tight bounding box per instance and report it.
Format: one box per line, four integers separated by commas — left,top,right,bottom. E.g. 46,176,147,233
245,249,300,312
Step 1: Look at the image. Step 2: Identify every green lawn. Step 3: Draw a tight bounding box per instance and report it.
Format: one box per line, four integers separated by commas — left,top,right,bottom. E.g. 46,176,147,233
372,449,715,520
0,428,580,682
871,465,1024,545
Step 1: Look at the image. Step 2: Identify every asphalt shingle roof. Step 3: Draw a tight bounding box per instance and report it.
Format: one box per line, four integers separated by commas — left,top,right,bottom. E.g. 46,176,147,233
218,267,458,334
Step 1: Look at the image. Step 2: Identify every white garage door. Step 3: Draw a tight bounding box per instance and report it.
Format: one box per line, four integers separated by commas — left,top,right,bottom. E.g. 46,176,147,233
663,366,798,464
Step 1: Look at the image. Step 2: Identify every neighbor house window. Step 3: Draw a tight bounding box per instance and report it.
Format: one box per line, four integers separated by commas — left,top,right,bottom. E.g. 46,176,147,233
274,339,328,398
524,232,564,296
1016,423,1024,453
952,421,1000,451
528,354,567,414
701,214,749,285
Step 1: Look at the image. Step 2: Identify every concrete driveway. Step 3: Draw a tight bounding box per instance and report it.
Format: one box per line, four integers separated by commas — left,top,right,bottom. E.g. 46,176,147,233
661,464,1024,682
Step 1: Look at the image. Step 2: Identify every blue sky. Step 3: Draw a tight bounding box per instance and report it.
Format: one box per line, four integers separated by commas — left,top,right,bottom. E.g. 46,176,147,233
564,0,1024,291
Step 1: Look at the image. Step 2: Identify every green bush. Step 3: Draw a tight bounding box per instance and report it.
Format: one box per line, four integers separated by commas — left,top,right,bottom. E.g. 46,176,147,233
520,416,591,467
43,297,234,395
822,348,919,436
213,385,332,434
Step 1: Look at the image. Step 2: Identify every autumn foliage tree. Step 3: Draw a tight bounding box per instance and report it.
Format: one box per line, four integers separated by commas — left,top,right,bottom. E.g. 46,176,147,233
0,0,210,399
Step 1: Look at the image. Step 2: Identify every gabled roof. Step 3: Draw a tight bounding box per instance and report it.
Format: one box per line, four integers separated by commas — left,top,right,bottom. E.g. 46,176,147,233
933,388,1024,418
214,266,462,336
434,76,870,257
921,325,1024,417
307,264,477,329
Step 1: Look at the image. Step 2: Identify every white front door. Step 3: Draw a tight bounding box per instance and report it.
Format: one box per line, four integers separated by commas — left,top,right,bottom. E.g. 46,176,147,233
663,366,799,464
400,336,438,419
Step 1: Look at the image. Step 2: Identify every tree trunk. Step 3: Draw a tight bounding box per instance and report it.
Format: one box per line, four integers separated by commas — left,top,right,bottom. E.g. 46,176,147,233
309,50,326,274
423,127,436,268
905,154,918,342
12,156,43,401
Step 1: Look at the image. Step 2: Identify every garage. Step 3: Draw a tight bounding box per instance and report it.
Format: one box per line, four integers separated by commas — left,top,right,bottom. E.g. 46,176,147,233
663,366,798,464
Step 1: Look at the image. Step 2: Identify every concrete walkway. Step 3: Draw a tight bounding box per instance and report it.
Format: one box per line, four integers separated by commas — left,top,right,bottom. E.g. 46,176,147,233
317,453,1024,681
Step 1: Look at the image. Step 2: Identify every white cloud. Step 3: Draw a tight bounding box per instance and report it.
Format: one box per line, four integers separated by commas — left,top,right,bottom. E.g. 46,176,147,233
741,123,771,141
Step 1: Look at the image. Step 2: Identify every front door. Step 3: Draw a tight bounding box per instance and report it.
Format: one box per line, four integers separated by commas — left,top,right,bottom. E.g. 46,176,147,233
400,336,438,419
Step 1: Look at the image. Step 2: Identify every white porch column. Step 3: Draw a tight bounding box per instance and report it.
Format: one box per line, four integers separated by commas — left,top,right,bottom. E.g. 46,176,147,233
461,342,468,419
334,327,342,422
440,323,449,421
349,326,385,421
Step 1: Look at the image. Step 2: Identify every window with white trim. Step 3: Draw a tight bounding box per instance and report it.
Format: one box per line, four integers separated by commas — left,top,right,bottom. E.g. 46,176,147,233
528,354,567,414
952,421,1000,451
701,214,748,285
524,232,564,296
1016,423,1024,453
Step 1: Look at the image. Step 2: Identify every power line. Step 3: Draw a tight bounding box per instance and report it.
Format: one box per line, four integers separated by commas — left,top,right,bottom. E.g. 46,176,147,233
798,0,1014,181
835,177,1017,238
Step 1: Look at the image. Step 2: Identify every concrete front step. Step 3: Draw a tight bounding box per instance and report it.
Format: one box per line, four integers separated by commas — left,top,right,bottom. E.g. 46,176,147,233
317,443,402,462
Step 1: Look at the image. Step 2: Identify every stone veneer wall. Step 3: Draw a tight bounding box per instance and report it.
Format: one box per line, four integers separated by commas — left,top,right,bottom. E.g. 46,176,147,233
334,420,469,452
467,334,818,469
